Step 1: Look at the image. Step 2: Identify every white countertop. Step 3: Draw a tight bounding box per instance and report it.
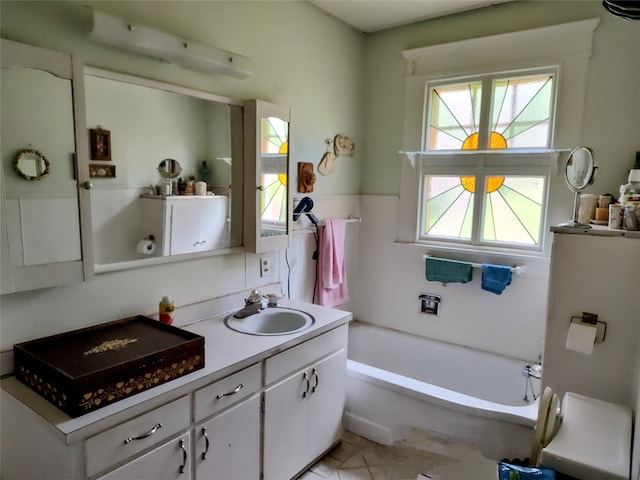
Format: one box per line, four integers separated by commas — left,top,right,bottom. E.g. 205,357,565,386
1,298,352,445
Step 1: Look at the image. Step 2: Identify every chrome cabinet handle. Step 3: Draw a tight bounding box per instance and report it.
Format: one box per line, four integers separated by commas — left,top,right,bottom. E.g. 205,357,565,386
311,367,319,393
179,439,187,474
123,423,162,444
302,371,311,398
216,383,244,399
201,427,210,460
82,181,93,190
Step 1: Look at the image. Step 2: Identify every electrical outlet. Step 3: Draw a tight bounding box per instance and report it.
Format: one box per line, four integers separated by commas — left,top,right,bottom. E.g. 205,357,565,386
260,257,271,277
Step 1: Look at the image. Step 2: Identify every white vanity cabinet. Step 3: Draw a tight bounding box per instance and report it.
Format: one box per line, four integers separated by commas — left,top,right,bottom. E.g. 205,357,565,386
141,195,229,256
263,325,348,480
1,311,350,480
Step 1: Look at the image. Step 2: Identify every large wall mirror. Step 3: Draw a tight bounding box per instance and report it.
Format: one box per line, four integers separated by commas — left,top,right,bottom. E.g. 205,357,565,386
84,68,244,271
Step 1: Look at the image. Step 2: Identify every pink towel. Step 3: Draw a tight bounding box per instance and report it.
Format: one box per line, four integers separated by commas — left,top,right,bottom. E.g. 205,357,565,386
314,218,349,307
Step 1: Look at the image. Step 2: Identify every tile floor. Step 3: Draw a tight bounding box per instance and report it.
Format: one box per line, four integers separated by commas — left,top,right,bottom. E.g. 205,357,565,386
299,428,500,480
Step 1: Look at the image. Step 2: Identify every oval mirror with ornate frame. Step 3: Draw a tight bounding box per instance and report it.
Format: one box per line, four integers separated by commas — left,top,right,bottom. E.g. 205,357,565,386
13,148,50,181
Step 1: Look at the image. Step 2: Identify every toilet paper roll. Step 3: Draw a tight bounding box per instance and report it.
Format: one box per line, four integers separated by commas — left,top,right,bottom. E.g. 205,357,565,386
137,239,156,255
566,321,597,354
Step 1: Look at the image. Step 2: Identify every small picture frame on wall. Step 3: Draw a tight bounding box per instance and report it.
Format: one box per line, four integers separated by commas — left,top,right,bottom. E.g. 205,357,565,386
89,163,116,178
90,128,111,161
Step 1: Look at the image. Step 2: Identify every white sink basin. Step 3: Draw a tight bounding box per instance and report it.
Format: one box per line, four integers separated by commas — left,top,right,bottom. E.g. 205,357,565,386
224,307,315,336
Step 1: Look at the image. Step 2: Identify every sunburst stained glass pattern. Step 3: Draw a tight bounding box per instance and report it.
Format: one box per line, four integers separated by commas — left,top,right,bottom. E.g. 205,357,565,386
260,116,288,227
423,175,545,246
423,176,474,240
482,176,545,245
429,82,482,150
491,75,553,149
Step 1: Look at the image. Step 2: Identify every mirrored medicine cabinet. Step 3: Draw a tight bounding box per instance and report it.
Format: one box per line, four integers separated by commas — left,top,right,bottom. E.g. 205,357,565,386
83,68,244,271
0,38,93,294
1,37,288,293
244,100,291,254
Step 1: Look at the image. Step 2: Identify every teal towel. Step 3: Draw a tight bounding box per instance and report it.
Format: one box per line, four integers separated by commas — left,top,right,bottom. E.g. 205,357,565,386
481,264,512,295
425,258,473,284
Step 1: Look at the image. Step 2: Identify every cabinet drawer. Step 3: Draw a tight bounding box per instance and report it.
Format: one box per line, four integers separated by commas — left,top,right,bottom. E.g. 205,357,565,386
194,363,261,421
86,396,190,477
265,324,347,385
96,433,191,480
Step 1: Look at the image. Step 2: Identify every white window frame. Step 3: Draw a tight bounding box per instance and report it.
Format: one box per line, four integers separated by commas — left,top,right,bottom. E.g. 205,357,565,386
419,68,557,251
398,18,600,258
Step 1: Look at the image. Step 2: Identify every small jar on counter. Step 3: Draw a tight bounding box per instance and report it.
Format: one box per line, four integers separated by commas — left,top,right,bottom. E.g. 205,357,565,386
159,295,175,325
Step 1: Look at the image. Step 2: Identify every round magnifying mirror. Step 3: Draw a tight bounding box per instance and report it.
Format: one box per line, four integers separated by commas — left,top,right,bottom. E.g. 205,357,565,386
565,146,595,192
157,158,182,179
13,149,50,181
560,147,597,228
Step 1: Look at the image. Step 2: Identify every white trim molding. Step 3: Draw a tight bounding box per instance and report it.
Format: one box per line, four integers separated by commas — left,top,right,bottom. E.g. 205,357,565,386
397,19,601,256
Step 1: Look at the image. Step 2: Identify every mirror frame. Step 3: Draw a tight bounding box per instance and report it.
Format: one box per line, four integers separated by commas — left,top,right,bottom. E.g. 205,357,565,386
564,146,596,192
243,100,291,254
559,146,597,229
12,148,51,181
84,67,245,273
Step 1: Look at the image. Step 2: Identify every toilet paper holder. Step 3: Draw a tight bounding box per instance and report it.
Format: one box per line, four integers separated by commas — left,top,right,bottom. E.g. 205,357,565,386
570,312,607,343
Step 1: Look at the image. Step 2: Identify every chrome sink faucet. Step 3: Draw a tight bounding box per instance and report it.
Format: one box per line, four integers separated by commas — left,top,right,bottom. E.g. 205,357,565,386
233,290,267,318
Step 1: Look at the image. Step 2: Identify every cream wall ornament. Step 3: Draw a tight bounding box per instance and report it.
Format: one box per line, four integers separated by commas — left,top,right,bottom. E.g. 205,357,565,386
333,134,355,157
318,138,337,176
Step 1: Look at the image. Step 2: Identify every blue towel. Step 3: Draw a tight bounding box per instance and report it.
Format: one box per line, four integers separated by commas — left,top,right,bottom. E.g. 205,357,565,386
425,258,473,284
481,264,512,295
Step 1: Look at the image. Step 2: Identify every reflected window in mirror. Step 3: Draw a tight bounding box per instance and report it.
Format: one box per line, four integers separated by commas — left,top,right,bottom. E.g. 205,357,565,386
260,116,289,236
84,69,243,270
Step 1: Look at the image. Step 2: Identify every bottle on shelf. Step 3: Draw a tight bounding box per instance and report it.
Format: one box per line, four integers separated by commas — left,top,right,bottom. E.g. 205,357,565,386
199,160,209,183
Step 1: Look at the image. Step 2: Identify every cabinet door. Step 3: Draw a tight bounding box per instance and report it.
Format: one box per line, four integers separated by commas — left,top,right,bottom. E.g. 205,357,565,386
243,100,290,254
97,433,191,480
263,368,311,480
195,395,260,480
169,201,206,254
307,350,347,460
0,38,92,293
263,349,346,480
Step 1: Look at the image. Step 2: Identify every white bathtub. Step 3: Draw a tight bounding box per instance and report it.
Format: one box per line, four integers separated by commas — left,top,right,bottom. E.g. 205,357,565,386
344,322,540,461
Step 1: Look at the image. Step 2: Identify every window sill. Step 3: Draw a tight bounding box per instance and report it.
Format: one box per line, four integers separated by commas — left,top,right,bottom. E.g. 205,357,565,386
393,240,551,266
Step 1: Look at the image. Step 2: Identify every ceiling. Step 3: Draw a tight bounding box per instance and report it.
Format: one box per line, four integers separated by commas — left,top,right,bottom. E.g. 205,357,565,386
309,0,515,33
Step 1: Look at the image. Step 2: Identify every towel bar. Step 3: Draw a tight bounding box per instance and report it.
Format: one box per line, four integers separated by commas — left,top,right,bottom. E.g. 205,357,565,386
292,216,361,233
422,255,524,275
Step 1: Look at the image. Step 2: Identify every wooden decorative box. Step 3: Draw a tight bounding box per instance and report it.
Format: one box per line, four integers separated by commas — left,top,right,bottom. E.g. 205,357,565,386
13,315,204,418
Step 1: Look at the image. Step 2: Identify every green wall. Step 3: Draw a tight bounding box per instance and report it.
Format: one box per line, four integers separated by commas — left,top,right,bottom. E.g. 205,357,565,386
1,0,365,195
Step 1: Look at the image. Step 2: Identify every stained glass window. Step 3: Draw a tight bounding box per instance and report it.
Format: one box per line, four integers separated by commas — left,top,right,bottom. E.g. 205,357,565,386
260,116,288,228
420,71,554,250
422,174,545,247
491,75,553,149
428,73,554,151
